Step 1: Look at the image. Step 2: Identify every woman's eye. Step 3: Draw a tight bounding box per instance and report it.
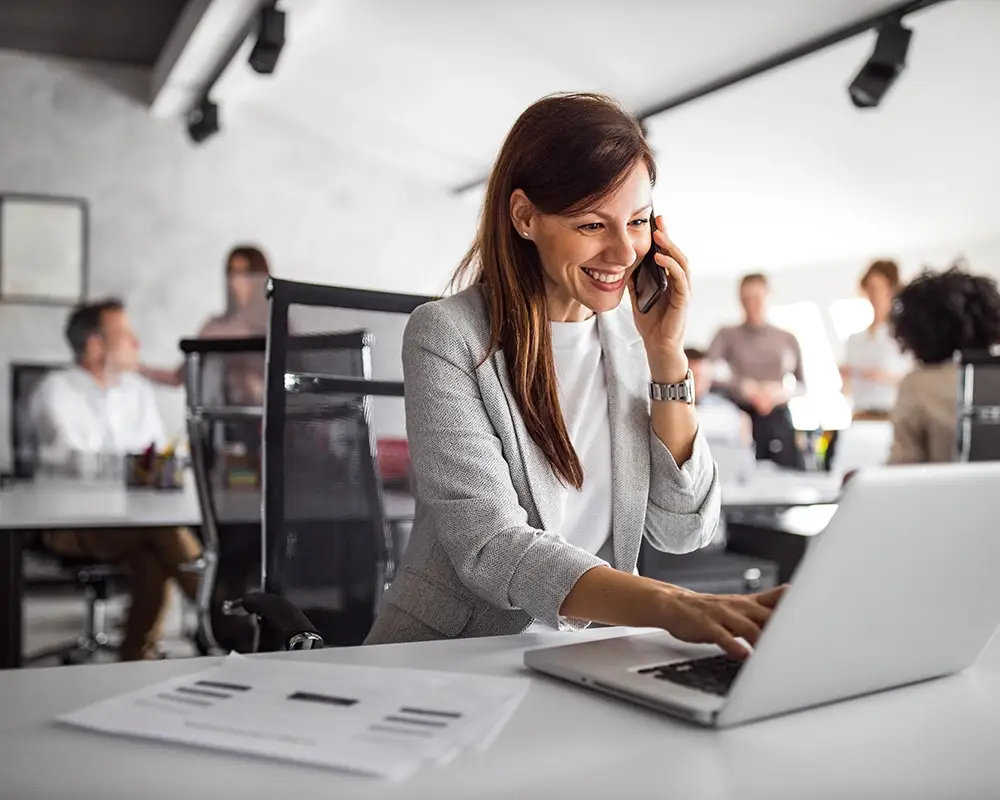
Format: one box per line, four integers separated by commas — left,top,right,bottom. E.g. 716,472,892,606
630,218,649,227
578,222,604,231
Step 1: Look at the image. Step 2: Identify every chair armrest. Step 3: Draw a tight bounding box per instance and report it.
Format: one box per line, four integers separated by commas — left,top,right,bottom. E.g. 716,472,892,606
224,591,324,651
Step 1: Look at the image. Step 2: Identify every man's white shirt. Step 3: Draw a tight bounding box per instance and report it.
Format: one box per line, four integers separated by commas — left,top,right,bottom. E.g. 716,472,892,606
29,366,166,464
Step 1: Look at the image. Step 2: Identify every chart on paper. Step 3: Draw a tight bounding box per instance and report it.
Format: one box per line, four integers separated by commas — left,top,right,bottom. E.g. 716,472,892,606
58,654,529,781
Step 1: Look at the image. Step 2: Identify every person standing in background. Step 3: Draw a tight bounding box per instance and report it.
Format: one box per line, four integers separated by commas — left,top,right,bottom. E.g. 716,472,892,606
708,273,805,468
141,245,272,399
840,260,912,420
888,266,1000,464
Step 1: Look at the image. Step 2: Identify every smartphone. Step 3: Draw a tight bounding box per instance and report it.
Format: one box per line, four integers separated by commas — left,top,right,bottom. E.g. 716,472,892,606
632,214,668,314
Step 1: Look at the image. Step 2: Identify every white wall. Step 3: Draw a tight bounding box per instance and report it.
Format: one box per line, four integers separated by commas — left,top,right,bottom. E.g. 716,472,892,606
0,50,473,467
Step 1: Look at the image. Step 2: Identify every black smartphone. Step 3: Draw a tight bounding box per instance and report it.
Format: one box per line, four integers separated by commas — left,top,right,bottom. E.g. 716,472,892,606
632,214,668,314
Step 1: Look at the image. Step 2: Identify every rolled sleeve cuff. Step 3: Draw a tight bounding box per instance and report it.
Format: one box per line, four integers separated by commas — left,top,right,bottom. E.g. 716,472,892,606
648,424,714,507
508,538,609,630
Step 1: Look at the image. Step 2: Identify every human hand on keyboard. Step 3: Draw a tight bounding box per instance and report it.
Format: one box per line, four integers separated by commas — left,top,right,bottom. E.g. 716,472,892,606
659,585,786,659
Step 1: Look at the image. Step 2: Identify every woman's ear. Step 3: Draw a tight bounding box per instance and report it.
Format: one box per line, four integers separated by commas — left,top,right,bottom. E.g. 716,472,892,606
509,189,535,241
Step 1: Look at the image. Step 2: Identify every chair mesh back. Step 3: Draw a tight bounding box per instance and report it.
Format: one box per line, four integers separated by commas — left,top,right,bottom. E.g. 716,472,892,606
958,352,1000,462
268,389,387,647
10,363,61,477
968,360,1000,407
263,289,395,647
181,341,268,653
186,344,267,509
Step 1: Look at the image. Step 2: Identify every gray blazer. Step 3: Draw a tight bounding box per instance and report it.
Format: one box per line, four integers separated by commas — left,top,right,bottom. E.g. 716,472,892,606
365,287,721,644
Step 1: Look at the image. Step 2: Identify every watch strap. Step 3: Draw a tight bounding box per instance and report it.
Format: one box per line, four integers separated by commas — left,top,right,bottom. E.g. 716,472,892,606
649,370,695,404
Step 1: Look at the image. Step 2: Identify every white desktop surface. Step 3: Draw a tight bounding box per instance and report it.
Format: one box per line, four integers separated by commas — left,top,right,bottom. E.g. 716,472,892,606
1,627,998,800
0,480,416,530
0,480,203,530
721,468,842,507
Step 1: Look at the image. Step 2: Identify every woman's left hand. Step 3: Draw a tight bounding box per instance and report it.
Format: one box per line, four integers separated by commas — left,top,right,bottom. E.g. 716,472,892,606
629,215,691,383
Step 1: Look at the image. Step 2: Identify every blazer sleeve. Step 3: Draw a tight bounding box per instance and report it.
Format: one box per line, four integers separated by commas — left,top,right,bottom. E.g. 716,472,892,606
402,303,608,630
644,424,722,553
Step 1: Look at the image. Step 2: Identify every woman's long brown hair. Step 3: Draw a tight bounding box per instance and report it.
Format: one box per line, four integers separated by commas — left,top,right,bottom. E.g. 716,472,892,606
452,93,656,489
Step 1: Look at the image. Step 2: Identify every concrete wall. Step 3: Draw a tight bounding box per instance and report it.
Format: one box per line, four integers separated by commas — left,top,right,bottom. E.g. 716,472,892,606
0,50,472,466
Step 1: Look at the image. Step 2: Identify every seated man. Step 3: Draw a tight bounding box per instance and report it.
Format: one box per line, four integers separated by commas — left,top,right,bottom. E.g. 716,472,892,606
29,298,203,661
687,348,753,449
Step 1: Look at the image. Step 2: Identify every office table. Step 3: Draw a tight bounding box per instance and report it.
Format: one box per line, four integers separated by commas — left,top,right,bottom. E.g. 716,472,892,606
719,470,841,584
0,480,416,669
0,626,998,800
720,470,841,509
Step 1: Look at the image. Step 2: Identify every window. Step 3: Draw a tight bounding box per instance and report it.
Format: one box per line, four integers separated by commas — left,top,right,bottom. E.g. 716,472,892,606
768,301,852,430
829,297,873,341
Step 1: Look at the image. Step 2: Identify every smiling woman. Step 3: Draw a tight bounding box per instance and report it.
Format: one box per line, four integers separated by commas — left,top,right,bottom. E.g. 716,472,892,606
365,93,786,655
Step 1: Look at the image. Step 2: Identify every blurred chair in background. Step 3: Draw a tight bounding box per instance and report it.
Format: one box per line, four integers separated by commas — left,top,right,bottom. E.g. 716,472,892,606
956,348,1000,462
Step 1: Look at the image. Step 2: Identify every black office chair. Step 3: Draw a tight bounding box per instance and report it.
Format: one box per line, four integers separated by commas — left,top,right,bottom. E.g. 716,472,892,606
180,337,267,655
8,363,124,664
222,278,414,651
9,362,62,479
182,320,383,652
956,348,1000,462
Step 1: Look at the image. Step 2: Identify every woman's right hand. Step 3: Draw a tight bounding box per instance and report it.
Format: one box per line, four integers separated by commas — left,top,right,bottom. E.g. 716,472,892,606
658,585,787,659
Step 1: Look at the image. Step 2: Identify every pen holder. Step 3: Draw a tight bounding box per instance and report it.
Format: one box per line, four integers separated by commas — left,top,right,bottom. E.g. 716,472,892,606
126,453,185,490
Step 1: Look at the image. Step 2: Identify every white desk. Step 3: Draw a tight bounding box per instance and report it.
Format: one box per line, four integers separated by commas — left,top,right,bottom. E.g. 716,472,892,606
0,480,416,669
0,482,203,531
1,627,998,799
721,470,842,509
0,480,416,531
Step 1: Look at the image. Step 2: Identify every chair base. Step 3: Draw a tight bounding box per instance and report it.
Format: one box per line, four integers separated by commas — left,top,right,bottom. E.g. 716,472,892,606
24,632,117,666
23,590,119,666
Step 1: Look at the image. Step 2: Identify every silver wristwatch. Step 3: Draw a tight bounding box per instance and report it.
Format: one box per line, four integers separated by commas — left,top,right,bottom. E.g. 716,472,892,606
649,369,696,404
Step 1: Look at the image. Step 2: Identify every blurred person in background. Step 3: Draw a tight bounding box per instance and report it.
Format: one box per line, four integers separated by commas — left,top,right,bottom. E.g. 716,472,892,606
708,273,805,468
685,347,752,450
888,265,1000,464
840,259,912,421
30,299,203,661
142,245,271,403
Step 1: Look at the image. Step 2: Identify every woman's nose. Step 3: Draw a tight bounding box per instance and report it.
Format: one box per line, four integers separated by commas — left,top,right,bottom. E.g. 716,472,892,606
604,228,638,267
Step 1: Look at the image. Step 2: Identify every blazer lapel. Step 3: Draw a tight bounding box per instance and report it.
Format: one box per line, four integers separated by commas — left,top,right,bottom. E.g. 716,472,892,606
598,307,650,571
488,348,564,533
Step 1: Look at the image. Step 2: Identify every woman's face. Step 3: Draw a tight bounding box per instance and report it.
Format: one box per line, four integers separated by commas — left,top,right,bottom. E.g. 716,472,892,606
864,273,895,320
511,161,653,322
227,255,254,309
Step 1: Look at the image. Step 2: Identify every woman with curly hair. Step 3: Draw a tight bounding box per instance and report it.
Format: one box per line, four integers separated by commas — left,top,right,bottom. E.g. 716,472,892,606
888,265,1000,464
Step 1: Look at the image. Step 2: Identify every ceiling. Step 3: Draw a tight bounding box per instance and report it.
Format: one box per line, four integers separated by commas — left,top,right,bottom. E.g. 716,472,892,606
0,0,188,67
212,0,911,188
209,0,998,276
646,0,1000,275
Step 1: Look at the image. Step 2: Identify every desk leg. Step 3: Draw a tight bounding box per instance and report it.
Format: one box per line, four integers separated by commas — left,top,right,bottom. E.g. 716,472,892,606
0,530,24,669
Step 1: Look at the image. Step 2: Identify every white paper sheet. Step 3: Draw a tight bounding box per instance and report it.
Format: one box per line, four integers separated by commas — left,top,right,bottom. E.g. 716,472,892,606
59,655,528,781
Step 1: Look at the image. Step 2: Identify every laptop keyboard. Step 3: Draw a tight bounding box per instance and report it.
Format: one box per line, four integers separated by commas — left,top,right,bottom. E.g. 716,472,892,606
638,655,745,697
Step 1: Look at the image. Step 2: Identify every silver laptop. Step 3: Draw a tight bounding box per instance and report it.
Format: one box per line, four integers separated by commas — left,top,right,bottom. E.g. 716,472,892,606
525,462,1000,728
